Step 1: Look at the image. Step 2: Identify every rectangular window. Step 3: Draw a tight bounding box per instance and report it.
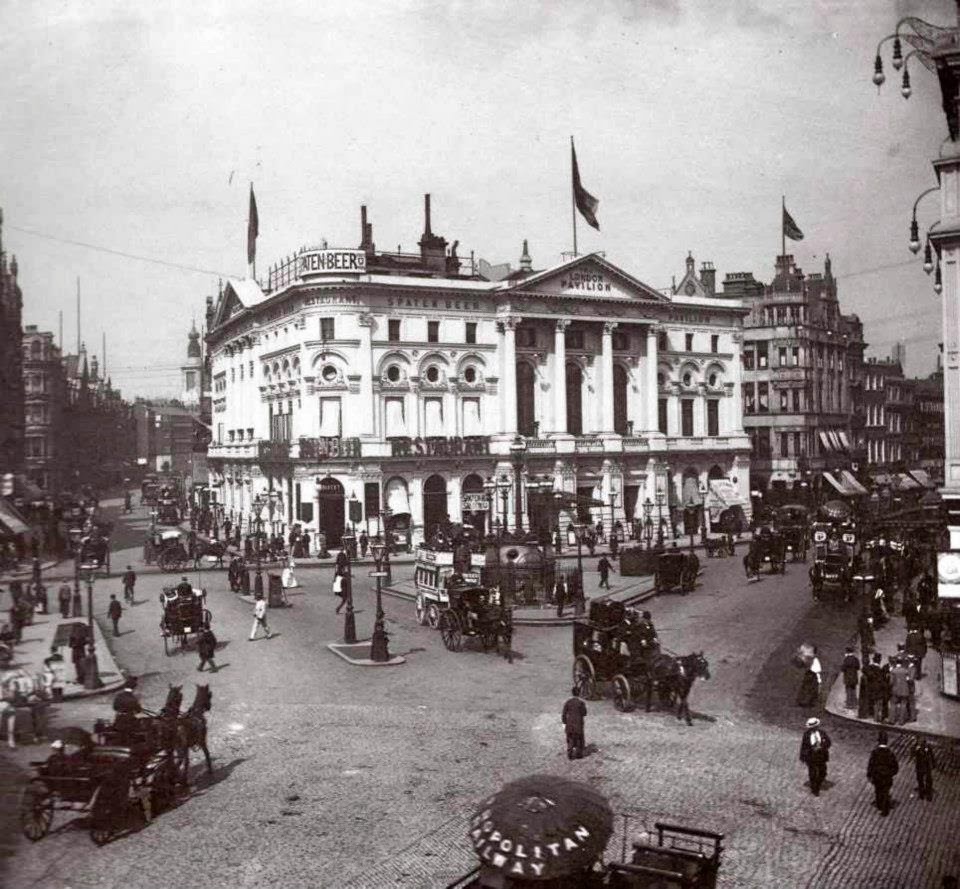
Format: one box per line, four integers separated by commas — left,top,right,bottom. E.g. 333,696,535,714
217,423,224,444
744,382,755,414
320,317,335,340
780,432,790,457
427,320,440,343
564,329,584,350
685,333,694,352
758,382,769,413
757,343,768,369
793,389,802,412
318,397,342,437
462,397,482,436
239,365,244,380
658,331,668,352
518,327,537,347
792,346,799,366
465,322,477,345
743,348,755,371
707,400,719,437
710,334,719,354
658,398,668,434
250,361,254,377
778,346,788,367
388,319,401,342
681,399,694,437
779,390,789,411
794,431,802,455
612,331,628,351
776,306,787,324
424,397,444,436
385,397,406,436
270,413,292,442
364,482,381,520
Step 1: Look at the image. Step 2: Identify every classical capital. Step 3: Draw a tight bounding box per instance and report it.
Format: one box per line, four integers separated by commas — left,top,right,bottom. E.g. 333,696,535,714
503,316,520,331
603,321,619,335
555,319,571,332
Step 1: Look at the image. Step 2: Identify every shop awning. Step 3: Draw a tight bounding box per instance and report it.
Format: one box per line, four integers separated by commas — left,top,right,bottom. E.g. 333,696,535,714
837,431,853,452
895,473,921,491
0,497,30,536
818,431,835,453
840,470,869,496
908,469,936,489
828,431,844,453
872,472,893,486
822,471,851,497
707,479,745,510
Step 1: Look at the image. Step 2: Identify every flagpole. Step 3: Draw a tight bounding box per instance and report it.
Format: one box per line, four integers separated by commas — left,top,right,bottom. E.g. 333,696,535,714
781,195,786,267
571,137,579,257
251,181,257,282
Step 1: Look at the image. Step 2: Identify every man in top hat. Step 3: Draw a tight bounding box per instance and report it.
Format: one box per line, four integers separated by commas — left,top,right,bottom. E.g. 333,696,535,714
799,717,831,796
561,687,587,760
866,730,899,816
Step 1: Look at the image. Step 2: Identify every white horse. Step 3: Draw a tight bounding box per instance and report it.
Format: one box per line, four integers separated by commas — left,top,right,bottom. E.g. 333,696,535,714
1,668,51,748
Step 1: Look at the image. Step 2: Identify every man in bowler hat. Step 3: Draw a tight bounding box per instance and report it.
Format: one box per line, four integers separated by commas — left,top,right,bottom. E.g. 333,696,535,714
867,730,899,816
561,687,587,760
799,716,831,796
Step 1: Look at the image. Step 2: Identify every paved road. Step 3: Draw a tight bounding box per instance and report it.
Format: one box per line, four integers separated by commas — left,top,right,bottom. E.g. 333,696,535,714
2,509,958,889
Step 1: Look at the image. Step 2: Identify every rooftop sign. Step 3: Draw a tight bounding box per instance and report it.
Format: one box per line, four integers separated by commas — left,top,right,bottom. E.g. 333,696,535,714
298,249,367,277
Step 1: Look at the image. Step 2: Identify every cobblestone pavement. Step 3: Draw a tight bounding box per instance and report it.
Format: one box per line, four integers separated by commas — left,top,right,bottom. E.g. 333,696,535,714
1,512,958,889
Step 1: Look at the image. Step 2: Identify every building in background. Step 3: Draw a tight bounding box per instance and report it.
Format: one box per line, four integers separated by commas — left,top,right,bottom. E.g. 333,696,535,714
21,326,67,493
727,253,867,507
206,196,751,548
861,355,910,470
0,209,25,484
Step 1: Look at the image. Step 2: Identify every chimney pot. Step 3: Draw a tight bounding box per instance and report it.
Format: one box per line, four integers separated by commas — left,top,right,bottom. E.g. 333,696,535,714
424,194,432,235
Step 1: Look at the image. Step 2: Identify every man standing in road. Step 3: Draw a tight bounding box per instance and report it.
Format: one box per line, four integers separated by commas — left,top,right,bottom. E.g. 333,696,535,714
890,657,911,726
107,595,122,637
913,737,936,801
122,566,136,604
197,626,218,672
359,530,369,559
68,623,87,684
841,646,860,711
249,594,272,641
866,731,899,816
58,582,71,619
561,687,587,760
597,555,613,590
799,717,831,796
554,576,568,619
71,583,82,618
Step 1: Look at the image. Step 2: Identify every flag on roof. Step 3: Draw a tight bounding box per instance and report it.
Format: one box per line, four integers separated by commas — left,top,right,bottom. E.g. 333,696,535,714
247,184,259,266
571,139,600,231
783,203,804,241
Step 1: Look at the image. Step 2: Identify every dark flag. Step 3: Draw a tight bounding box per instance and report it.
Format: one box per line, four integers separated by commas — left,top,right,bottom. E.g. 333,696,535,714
572,139,600,231
783,204,804,241
247,184,259,266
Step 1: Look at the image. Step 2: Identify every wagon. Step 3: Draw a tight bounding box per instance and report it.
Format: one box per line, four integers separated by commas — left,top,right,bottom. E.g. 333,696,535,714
654,550,699,595
19,727,178,846
436,584,512,659
779,524,808,562
153,530,190,573
608,822,724,889
743,528,786,577
160,588,211,655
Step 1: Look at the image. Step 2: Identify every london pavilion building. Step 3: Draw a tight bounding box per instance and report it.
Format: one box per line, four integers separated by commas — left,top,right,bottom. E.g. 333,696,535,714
206,196,751,547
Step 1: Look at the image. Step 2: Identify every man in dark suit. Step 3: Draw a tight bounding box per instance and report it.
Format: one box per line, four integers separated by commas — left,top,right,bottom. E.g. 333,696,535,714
799,717,831,796
561,688,587,760
867,731,899,815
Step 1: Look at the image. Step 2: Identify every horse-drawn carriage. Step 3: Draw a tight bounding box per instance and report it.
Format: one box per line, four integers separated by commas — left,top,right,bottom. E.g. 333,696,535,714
654,550,699,594
572,601,709,722
414,545,485,627
151,529,190,573
809,518,857,603
160,586,211,655
775,505,809,562
436,584,512,659
743,526,786,578
19,726,178,846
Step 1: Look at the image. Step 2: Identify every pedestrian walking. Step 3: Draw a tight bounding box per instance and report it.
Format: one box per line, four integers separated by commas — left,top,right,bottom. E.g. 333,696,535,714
905,628,927,679
302,531,311,556
890,658,911,726
280,559,298,606
841,646,860,711
857,610,875,659
561,687,587,760
122,566,136,604
359,531,369,559
107,595,122,637
554,576,568,619
586,530,596,557
248,595,272,640
335,549,349,577
71,585,83,618
867,731,899,816
597,556,612,590
912,737,936,800
796,646,822,708
58,582,71,619
197,627,218,672
68,624,87,685
799,717,831,796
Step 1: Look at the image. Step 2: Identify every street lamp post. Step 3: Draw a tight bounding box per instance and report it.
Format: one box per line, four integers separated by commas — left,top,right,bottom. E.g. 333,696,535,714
253,495,264,598
343,543,357,644
642,497,654,551
509,436,527,537
369,540,390,662
699,481,709,545
572,522,586,616
655,489,666,548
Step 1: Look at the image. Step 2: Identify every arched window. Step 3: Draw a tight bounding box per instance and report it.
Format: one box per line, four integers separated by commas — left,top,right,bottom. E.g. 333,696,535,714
566,363,583,435
516,361,536,436
613,364,629,435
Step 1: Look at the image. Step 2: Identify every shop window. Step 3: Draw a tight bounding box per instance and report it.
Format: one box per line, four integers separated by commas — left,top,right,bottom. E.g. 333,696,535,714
681,399,694,437
658,398,668,434
707,400,719,437
711,334,719,354
320,317,335,341
685,333,694,352
758,382,769,413
388,319,401,342
428,321,440,343
465,322,477,345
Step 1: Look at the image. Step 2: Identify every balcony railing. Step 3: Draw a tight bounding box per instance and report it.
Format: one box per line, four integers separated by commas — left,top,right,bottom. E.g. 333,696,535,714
574,437,604,453
298,436,362,460
258,440,291,462
524,438,557,454
622,436,649,452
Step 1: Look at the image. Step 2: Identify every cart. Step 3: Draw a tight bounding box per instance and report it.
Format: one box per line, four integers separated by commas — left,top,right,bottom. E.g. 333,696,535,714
608,822,724,889
654,551,699,595
160,587,211,655
436,584,512,659
19,728,178,846
154,530,190,573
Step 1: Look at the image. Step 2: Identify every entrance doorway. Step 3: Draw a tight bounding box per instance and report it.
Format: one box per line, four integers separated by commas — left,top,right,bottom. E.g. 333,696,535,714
517,361,536,436
317,476,345,546
613,364,628,434
566,363,583,435
423,474,448,542
461,473,486,536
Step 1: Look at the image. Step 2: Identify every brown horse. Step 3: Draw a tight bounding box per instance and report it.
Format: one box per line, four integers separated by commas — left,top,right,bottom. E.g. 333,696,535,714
176,684,213,780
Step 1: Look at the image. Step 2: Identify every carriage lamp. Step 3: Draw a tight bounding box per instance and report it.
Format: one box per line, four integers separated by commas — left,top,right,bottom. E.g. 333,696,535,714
369,540,390,662
509,436,527,536
642,498,654,551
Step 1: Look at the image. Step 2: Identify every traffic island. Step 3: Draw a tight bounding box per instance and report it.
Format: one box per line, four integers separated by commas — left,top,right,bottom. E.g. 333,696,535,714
327,640,406,666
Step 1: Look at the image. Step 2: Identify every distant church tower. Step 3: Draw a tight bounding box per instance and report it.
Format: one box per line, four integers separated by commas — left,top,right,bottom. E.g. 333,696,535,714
180,321,202,407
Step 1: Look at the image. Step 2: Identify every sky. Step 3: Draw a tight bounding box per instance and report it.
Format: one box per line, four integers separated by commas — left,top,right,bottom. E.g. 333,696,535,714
1,0,956,398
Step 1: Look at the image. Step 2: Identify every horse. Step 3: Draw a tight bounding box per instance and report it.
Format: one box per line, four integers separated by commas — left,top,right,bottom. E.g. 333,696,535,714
743,543,761,581
193,539,229,570
648,651,710,726
176,684,213,780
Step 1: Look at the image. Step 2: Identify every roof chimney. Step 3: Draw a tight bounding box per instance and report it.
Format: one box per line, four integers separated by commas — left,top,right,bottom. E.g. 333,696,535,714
700,262,716,296
360,205,374,253
418,193,447,272
424,193,432,236
519,240,532,272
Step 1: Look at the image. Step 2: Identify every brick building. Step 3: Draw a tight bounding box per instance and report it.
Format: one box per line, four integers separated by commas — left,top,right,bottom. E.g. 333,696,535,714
725,253,867,506
0,209,25,481
21,326,67,493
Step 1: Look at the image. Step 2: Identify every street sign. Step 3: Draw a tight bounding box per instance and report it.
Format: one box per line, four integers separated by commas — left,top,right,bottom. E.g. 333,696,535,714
368,571,389,578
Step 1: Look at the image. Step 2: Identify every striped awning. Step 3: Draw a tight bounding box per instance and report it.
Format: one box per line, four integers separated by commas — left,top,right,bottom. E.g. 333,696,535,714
908,469,936,490
818,431,835,453
0,497,30,536
840,470,869,496
822,471,849,496
828,431,844,453
837,431,853,452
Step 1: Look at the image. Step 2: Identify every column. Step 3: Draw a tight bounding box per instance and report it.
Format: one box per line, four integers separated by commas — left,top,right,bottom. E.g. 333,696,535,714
553,320,569,435
357,313,376,436
448,475,463,524
730,331,746,435
645,327,659,434
501,318,518,435
601,322,616,434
